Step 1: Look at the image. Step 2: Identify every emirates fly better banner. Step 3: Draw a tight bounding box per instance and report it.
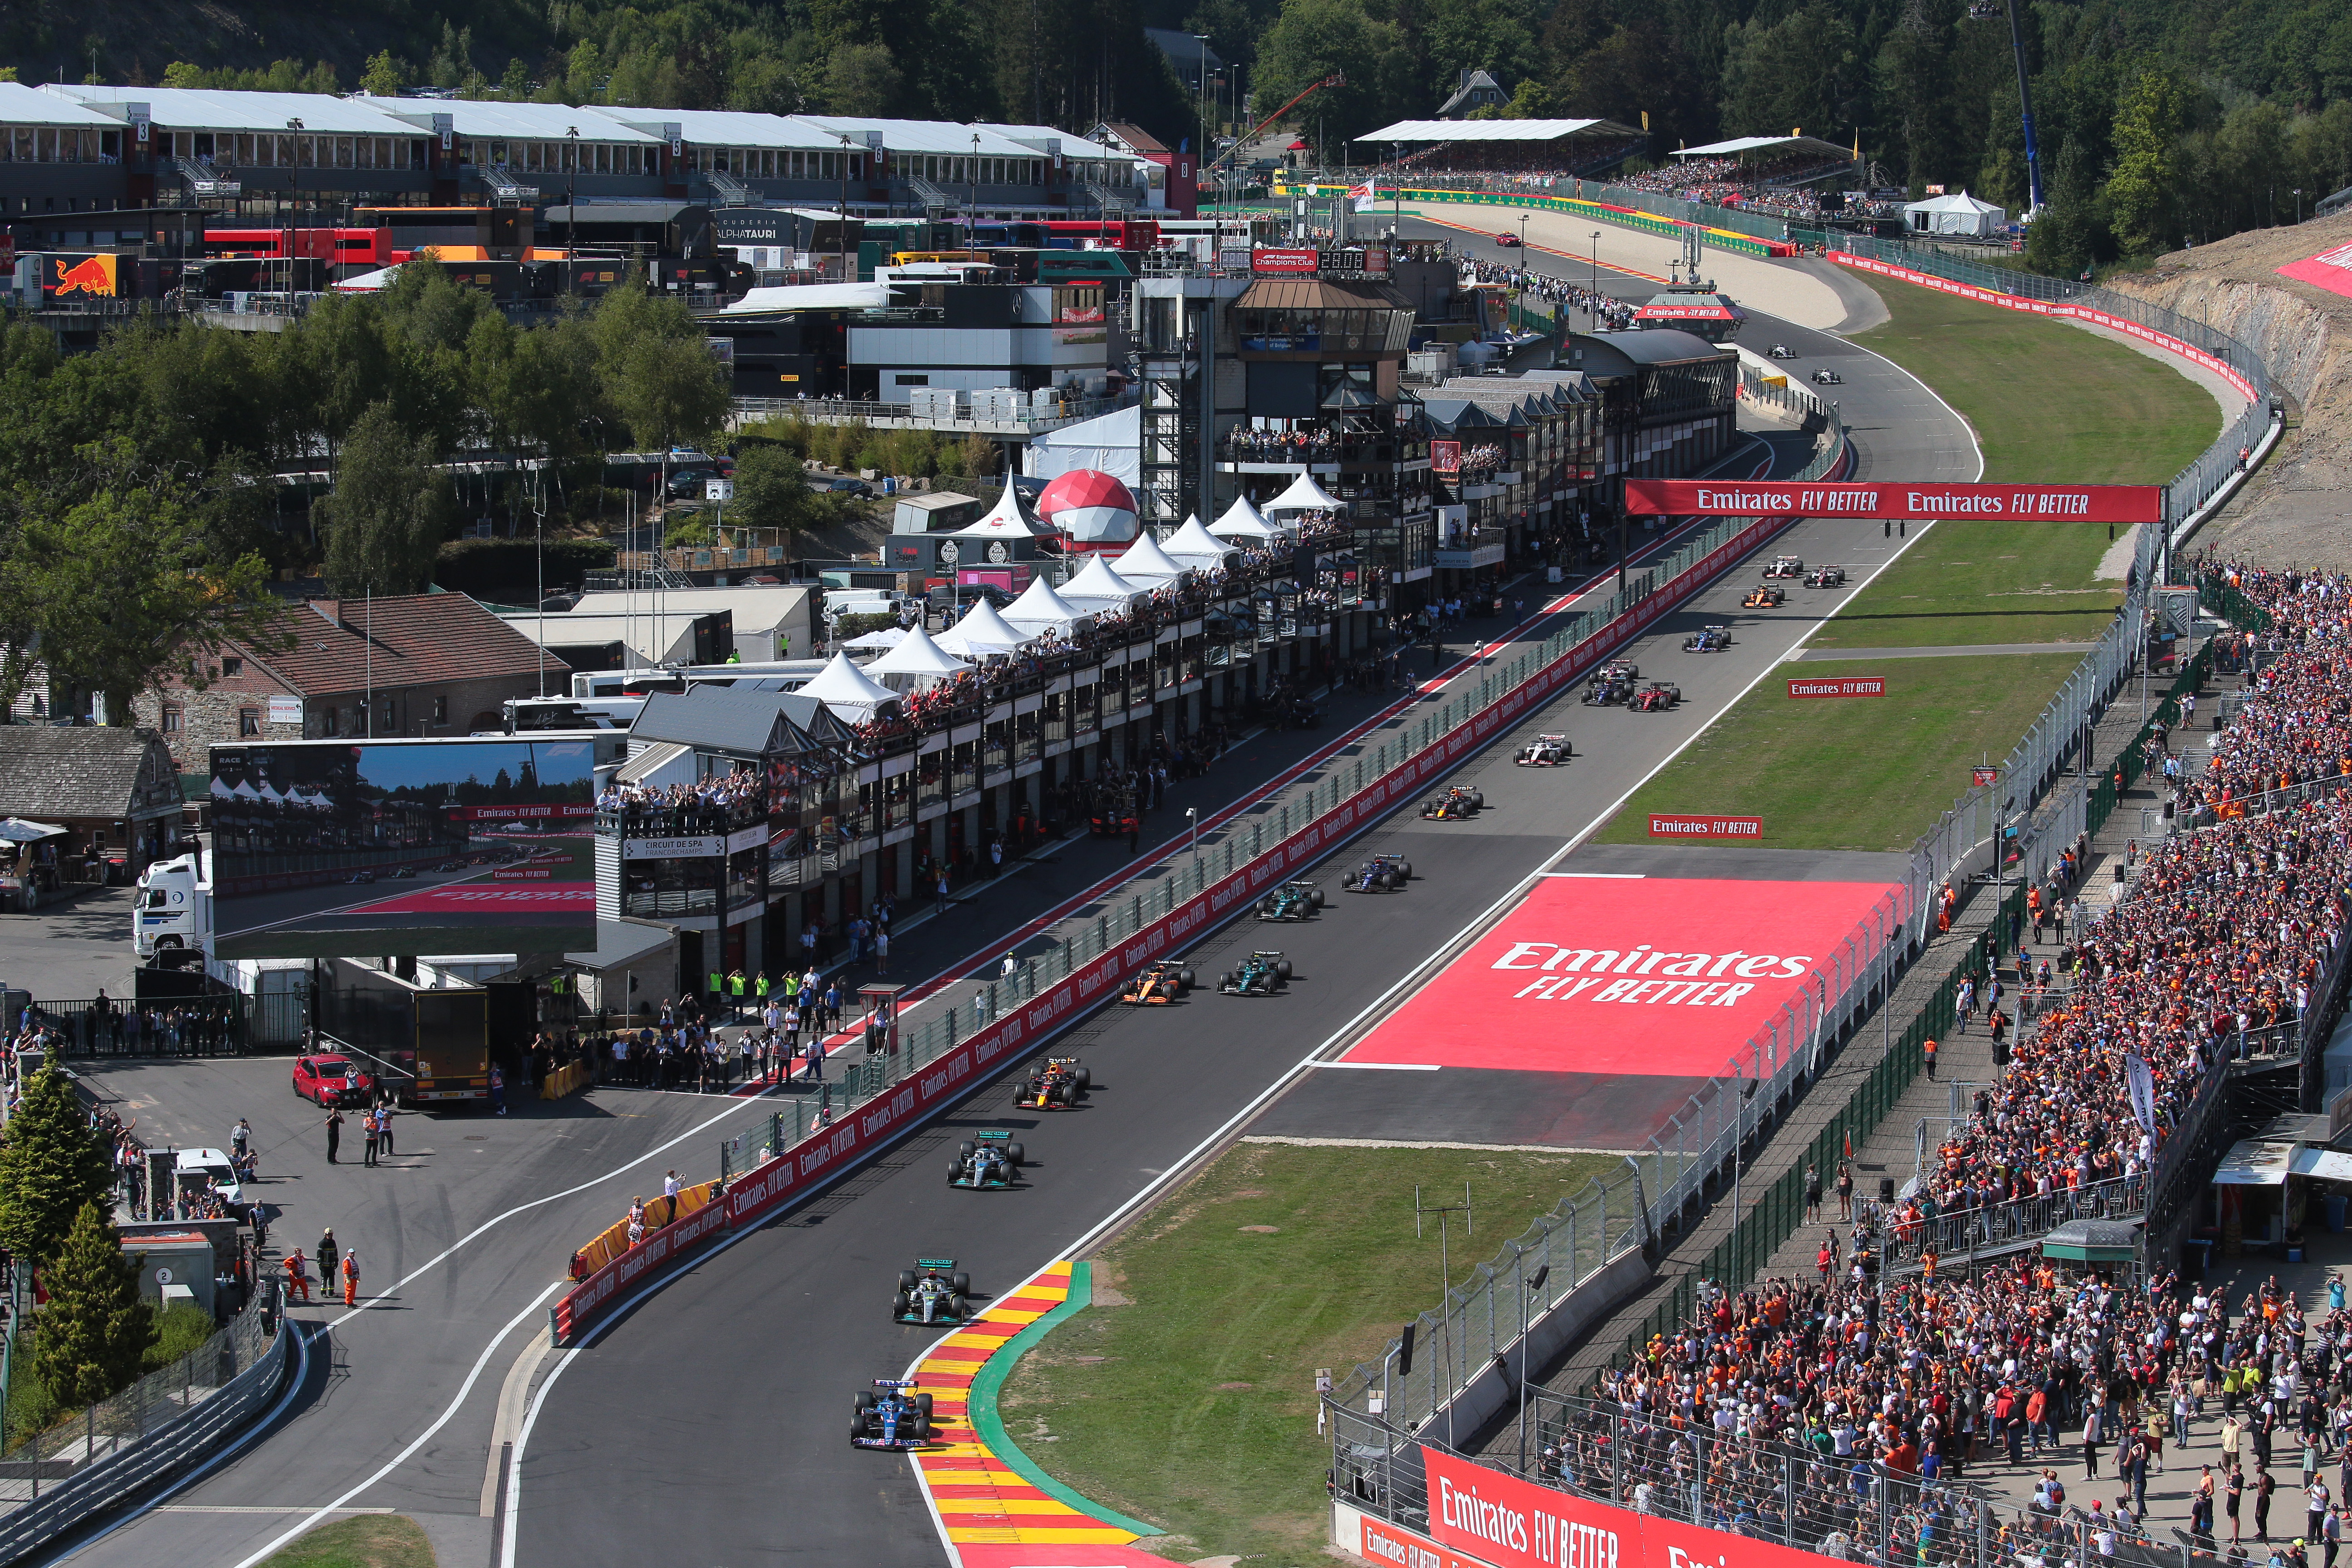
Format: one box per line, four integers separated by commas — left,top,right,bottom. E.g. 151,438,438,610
1622,479,2163,523
1421,1446,1837,1568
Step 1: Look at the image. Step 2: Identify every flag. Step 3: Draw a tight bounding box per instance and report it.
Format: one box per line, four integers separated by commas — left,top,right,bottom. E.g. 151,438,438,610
2125,1054,2157,1135
1348,179,1377,212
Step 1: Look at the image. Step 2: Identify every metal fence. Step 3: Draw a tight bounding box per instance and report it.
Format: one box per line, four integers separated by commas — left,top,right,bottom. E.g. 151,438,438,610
31,995,252,1059
0,1283,284,1558
1330,1386,2196,1568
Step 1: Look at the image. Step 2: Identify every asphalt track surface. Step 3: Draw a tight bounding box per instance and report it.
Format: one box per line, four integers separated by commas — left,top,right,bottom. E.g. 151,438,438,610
33,248,1971,1568
510,265,1978,1566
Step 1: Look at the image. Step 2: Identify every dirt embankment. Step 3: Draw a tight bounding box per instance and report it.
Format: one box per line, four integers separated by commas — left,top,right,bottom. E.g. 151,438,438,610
2106,216,2352,568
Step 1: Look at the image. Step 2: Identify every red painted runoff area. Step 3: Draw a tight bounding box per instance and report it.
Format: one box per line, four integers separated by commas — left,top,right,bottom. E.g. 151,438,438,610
1343,878,1900,1077
342,883,594,915
2279,244,2352,300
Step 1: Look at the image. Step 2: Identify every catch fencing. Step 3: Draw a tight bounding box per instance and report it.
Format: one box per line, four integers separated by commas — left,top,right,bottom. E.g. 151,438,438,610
0,1284,286,1561
551,404,1855,1340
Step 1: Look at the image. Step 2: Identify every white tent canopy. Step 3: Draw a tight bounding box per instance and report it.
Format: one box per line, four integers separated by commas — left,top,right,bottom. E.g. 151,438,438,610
1022,403,1140,486
1111,533,1188,583
1209,495,1277,542
1903,191,2004,237
1058,557,1150,610
0,818,65,844
718,281,893,316
1001,576,1092,635
934,599,1034,657
843,625,907,651
1357,117,1640,145
863,626,973,689
796,651,900,711
1162,514,1239,565
952,483,1054,540
1262,472,1344,518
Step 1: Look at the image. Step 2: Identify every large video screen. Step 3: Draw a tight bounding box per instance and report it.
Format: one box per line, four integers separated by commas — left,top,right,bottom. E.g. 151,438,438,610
210,739,596,959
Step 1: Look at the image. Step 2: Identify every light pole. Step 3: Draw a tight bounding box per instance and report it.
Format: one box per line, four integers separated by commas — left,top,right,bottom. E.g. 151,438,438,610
1589,232,1601,328
565,126,579,259
969,132,981,234
1185,806,1198,867
837,132,853,282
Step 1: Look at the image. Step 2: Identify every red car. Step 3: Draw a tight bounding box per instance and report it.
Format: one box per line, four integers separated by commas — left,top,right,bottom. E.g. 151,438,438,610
1494,231,1522,246
292,1054,374,1106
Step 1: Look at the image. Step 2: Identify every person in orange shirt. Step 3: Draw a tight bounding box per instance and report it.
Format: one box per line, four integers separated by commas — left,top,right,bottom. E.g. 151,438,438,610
342,1250,360,1308
283,1248,310,1303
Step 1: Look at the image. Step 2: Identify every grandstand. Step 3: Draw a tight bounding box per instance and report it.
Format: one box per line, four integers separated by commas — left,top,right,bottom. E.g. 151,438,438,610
1354,117,1647,178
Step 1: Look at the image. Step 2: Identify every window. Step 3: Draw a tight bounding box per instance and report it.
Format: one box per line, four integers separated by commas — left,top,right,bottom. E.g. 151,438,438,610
380,699,396,731
896,374,929,386
320,706,339,736
221,657,242,677
238,708,261,736
432,695,448,724
161,706,181,734
597,143,612,173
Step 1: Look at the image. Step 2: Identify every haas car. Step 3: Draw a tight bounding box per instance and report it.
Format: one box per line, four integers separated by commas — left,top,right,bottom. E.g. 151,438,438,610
1763,556,1803,579
1683,625,1732,653
1804,564,1847,588
1811,368,1843,385
1583,661,1638,706
1257,880,1323,922
1018,1058,1089,1110
1742,584,1785,609
947,1130,1026,1188
1420,785,1483,820
852,1379,936,1449
1121,958,1196,1004
1631,682,1681,712
1515,734,1571,767
895,1258,973,1323
1345,853,1412,893
1220,951,1293,995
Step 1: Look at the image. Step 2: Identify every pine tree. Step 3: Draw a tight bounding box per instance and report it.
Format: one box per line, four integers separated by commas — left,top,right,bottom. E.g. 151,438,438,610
32,1202,153,1408
0,1062,112,1267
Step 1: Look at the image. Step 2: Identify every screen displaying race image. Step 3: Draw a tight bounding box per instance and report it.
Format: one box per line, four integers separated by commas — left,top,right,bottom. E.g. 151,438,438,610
210,738,596,959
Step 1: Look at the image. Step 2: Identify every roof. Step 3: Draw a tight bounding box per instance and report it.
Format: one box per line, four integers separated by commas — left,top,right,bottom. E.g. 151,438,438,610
1233,277,1415,311
718,281,893,317
1575,328,1731,371
1904,191,2003,214
570,587,809,635
48,85,421,137
0,84,122,128
564,918,676,970
247,595,566,697
789,115,1052,161
0,727,179,821
629,688,817,758
1436,70,1506,119
354,98,661,143
1357,117,1642,145
595,108,836,150
1095,122,1169,156
1673,134,1853,161
540,203,699,225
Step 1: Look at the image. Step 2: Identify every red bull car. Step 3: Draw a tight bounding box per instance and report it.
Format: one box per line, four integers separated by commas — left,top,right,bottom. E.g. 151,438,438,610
1420,785,1483,820
1018,1058,1089,1110
852,1379,936,1449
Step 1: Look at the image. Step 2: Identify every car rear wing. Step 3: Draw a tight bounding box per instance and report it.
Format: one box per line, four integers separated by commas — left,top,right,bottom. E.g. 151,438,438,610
873,1377,920,1389
916,1256,958,1268
974,1131,1011,1143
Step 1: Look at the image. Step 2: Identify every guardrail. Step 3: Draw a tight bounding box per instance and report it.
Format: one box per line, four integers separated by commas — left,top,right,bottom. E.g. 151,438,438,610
0,1284,285,1560
550,405,1854,1342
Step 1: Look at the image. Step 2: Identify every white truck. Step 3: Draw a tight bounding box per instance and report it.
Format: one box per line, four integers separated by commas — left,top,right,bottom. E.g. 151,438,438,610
133,851,210,960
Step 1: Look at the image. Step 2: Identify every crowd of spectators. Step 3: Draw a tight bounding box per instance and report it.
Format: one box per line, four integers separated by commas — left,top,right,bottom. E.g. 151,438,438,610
597,769,767,835
1457,253,1638,330
1563,562,2352,1559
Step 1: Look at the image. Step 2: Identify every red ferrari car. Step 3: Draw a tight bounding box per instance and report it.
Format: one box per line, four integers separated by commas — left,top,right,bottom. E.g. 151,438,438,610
1494,231,1522,246
292,1054,374,1106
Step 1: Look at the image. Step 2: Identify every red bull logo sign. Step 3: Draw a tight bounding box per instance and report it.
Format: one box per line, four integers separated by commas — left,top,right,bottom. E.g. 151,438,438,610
50,255,119,297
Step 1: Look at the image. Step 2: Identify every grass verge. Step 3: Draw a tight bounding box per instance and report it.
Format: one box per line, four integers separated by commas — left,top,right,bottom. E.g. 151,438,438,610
1811,273,2216,650
1000,1142,1618,1568
1592,652,2086,851
255,1515,436,1568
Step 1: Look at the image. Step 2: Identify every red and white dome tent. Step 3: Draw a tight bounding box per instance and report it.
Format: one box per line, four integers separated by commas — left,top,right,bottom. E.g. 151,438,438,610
1036,468,1139,550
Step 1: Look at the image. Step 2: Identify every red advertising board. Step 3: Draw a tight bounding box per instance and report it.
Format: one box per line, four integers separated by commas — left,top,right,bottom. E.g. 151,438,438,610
1421,1446,1836,1568
1786,675,1884,699
1252,247,1321,274
1648,813,1762,838
1355,1509,1503,1568
1341,876,1899,1077
553,461,1855,1340
1623,478,2162,523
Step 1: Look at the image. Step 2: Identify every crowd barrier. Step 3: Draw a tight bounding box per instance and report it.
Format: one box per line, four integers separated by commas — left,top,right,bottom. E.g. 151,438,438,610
566,1180,721,1281
548,414,1854,1343
537,1061,592,1101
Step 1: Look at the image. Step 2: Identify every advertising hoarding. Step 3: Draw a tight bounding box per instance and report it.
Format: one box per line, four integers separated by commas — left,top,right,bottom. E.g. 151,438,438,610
1622,479,2163,523
209,738,596,959
1785,675,1884,698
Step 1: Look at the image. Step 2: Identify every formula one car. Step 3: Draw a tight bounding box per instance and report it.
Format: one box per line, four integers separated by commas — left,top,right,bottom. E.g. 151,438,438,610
1220,951,1293,995
1804,564,1847,588
1683,625,1732,652
1088,786,1139,839
1257,880,1324,921
852,1379,936,1449
1631,682,1681,712
1018,1058,1089,1110
1811,368,1844,386
1516,734,1571,767
1120,958,1197,1003
895,1258,973,1323
1344,853,1413,892
1583,663,1638,706
948,1130,1027,1187
1420,785,1484,820
1763,556,1803,579
1766,343,1796,360
1742,584,1786,609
